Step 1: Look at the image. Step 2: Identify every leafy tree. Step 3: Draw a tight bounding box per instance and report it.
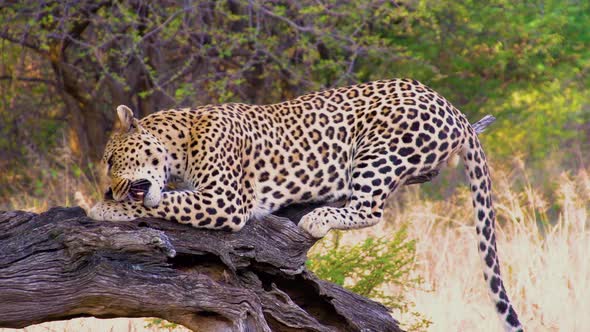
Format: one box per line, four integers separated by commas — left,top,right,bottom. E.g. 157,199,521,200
1,0,589,202
377,0,590,159
1,0,405,161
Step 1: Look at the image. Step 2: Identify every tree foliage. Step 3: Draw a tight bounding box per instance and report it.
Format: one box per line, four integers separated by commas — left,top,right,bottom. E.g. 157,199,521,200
1,0,588,201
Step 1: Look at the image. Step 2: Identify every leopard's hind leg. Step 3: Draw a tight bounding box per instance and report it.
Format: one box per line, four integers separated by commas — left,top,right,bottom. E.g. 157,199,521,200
299,153,403,238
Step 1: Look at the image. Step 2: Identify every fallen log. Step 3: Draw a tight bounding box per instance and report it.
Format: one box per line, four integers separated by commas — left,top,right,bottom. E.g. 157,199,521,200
0,206,399,332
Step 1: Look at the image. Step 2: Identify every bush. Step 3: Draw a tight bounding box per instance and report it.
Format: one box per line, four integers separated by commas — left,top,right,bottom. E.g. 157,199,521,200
307,226,431,331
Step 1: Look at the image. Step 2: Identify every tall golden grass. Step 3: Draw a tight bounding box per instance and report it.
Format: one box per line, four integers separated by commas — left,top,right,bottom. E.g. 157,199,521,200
329,160,590,331
2,159,588,331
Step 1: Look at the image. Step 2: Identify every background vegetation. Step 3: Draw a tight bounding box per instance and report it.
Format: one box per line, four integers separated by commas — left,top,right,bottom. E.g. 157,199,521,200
1,1,589,331
1,0,589,206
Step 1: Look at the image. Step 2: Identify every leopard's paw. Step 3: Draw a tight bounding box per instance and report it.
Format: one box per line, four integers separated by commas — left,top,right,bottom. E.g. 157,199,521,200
299,213,331,238
87,201,135,222
87,202,106,221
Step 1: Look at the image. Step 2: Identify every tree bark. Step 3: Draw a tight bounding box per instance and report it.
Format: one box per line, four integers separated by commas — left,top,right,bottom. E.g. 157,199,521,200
0,205,400,332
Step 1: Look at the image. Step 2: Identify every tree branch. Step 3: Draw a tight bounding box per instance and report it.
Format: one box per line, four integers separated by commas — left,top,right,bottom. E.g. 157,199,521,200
0,75,57,86
0,31,44,53
0,207,400,332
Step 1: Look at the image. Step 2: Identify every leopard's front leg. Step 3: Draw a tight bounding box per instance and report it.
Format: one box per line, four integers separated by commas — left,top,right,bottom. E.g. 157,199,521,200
88,199,142,222
89,190,248,231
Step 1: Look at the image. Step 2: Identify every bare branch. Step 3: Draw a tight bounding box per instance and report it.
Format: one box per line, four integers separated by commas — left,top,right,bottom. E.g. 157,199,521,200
0,75,57,86
0,31,44,53
252,2,317,34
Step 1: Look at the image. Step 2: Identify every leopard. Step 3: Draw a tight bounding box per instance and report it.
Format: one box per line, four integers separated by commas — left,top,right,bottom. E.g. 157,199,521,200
89,79,523,331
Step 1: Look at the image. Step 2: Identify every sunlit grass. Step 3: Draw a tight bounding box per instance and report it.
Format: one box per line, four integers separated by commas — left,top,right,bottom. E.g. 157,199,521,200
326,162,590,331
0,318,188,332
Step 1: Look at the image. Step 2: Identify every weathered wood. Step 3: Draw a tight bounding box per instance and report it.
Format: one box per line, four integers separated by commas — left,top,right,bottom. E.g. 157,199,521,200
0,207,400,332
0,116,494,331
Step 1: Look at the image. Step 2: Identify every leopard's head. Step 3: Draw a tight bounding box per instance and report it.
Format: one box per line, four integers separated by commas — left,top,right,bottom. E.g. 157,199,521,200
102,105,170,207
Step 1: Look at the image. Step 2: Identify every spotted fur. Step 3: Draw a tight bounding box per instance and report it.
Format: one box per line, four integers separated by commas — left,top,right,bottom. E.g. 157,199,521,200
89,79,522,331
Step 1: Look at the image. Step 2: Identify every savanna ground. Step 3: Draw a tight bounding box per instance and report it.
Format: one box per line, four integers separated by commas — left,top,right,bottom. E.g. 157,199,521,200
1,1,590,331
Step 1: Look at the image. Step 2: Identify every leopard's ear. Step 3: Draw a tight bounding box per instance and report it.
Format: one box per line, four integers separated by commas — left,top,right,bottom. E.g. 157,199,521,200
115,105,139,133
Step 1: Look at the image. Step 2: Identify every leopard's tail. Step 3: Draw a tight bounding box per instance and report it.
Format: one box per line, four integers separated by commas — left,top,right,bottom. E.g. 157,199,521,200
461,128,523,332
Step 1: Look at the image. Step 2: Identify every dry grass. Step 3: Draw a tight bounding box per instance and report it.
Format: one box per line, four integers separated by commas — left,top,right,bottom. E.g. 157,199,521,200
331,163,590,331
2,161,589,331
0,318,188,332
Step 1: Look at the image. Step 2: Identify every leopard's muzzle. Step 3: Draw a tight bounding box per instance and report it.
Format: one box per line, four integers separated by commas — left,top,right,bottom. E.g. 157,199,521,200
109,178,153,204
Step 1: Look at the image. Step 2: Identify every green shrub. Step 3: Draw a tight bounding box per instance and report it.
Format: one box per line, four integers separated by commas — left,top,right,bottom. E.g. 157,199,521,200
144,318,180,330
307,226,431,331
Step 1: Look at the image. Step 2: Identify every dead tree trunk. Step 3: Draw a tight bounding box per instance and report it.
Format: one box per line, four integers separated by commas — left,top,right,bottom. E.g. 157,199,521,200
0,117,495,331
0,205,399,332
